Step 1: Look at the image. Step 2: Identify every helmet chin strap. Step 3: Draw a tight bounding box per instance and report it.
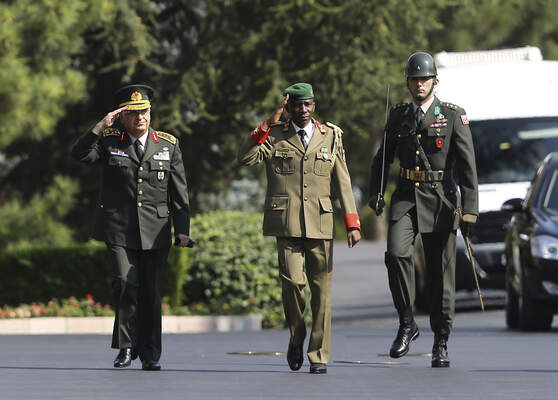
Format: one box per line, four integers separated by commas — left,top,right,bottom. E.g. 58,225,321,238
412,81,436,103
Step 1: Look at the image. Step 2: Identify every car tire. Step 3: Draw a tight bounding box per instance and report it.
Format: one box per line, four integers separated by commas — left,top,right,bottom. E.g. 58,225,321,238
518,292,553,331
505,281,519,329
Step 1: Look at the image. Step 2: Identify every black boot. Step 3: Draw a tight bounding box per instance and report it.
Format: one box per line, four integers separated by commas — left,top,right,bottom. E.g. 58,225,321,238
389,308,419,358
431,334,450,368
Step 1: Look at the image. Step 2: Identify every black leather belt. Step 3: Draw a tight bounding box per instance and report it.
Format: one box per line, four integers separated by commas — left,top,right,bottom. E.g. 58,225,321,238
400,168,444,182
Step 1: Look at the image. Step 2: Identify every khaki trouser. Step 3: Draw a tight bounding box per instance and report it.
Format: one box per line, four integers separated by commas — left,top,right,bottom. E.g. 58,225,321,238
276,237,333,364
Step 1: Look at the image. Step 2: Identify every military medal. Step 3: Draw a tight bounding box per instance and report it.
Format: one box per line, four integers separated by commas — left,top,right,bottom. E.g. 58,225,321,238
435,138,444,148
434,106,440,116
158,171,165,181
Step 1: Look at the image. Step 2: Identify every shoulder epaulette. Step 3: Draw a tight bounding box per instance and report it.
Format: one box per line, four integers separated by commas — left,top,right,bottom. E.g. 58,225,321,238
157,131,177,145
102,127,121,137
326,121,343,134
440,102,459,111
392,102,410,110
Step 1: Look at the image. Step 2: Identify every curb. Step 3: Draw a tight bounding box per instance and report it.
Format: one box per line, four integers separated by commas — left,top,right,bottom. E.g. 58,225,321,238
0,314,262,335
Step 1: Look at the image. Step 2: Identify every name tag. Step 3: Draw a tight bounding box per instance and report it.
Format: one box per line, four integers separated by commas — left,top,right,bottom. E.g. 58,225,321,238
153,151,170,160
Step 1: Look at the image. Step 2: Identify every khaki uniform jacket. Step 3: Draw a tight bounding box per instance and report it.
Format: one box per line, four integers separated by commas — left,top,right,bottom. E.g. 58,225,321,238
369,97,478,232
72,126,190,249
238,119,359,239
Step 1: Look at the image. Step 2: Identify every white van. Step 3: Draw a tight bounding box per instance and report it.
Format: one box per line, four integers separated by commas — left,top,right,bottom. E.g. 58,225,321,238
415,47,558,305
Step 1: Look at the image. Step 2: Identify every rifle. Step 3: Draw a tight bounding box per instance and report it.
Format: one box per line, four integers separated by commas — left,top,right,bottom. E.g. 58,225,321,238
375,84,390,215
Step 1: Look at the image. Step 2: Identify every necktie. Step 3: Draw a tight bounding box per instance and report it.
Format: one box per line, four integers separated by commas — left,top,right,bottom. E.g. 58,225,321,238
416,107,425,128
134,139,144,160
298,129,307,149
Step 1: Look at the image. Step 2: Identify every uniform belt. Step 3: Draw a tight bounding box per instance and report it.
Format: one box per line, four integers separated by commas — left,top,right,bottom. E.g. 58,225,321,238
400,168,444,182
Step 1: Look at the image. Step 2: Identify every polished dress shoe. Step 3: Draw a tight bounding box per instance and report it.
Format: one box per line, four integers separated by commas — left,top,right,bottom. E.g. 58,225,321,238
141,360,161,371
389,322,419,358
113,348,132,368
309,363,327,374
287,342,303,371
431,335,450,368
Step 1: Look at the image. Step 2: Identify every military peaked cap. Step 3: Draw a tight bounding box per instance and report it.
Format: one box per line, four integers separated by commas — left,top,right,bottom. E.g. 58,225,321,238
114,84,154,110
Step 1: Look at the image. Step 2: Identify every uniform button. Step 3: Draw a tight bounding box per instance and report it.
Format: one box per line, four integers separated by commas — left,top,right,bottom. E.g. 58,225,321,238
323,153,329,160
138,190,143,195
138,178,143,183
117,161,121,165
417,134,422,139
415,166,420,171
304,197,308,201
415,150,420,155
159,161,163,166
415,182,419,187
160,167,163,170
304,183,308,188
139,167,144,171
304,156,308,160
304,170,308,174
272,204,277,208
100,204,104,209
330,208,333,211
138,202,143,207
436,128,441,133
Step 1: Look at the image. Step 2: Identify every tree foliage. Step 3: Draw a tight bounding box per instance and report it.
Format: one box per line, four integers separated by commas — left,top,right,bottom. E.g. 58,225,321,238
2,0,558,245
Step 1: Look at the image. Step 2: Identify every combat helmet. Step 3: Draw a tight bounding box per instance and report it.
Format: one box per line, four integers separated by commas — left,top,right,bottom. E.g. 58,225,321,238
405,52,437,78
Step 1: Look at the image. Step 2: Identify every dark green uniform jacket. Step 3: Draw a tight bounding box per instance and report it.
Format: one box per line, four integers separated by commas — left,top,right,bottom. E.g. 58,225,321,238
72,126,190,249
369,96,478,232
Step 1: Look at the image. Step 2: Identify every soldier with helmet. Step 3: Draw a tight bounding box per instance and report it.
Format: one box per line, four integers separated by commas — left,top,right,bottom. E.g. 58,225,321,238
368,52,478,367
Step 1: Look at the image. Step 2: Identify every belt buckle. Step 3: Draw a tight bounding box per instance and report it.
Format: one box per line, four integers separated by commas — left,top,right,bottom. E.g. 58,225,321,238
413,171,421,181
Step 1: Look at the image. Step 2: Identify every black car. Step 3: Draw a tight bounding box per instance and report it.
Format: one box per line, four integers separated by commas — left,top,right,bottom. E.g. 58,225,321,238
504,152,558,331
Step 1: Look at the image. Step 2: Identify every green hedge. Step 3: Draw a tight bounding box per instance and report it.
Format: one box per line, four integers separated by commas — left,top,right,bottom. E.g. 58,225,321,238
0,212,285,328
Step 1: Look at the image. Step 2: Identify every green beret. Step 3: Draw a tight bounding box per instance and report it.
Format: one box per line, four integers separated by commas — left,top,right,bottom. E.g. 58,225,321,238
113,84,154,111
284,83,314,100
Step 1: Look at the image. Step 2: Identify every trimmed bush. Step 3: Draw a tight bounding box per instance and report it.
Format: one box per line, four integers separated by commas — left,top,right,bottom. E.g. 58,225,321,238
0,212,285,328
184,211,283,328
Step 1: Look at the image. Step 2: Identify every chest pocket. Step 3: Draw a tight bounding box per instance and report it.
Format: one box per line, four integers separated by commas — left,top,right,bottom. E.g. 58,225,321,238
314,152,333,176
149,159,171,187
108,156,132,168
426,127,448,152
272,149,296,174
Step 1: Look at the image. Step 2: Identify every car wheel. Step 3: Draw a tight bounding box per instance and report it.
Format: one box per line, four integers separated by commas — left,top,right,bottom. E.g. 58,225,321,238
518,292,553,331
505,280,519,329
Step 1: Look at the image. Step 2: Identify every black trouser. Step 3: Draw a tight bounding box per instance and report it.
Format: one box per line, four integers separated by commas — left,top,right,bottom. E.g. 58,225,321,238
107,244,169,361
385,207,456,336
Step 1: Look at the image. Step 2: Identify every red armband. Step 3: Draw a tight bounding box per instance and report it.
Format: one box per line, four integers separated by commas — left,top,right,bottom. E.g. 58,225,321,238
250,124,270,144
344,214,361,231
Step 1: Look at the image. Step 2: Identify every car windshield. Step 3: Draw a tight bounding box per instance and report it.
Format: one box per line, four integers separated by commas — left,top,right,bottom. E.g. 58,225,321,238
541,169,558,215
472,117,558,184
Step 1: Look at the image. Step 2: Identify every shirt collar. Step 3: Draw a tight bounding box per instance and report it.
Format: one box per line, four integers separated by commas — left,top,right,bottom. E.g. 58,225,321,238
128,130,149,147
291,120,315,135
412,95,435,114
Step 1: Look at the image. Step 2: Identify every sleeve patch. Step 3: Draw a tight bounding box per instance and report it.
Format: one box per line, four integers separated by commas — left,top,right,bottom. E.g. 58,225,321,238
461,115,469,125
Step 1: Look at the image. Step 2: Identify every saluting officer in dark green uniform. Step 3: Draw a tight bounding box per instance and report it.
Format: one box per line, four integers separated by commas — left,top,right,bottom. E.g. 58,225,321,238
239,83,361,374
368,53,478,368
72,85,192,371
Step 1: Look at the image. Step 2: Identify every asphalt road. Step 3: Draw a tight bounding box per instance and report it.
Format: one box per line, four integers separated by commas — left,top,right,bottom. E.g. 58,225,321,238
2,241,558,400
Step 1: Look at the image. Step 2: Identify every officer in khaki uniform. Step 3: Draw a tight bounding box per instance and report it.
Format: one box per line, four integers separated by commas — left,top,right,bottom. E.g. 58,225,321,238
238,83,361,374
72,84,192,371
368,53,478,368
